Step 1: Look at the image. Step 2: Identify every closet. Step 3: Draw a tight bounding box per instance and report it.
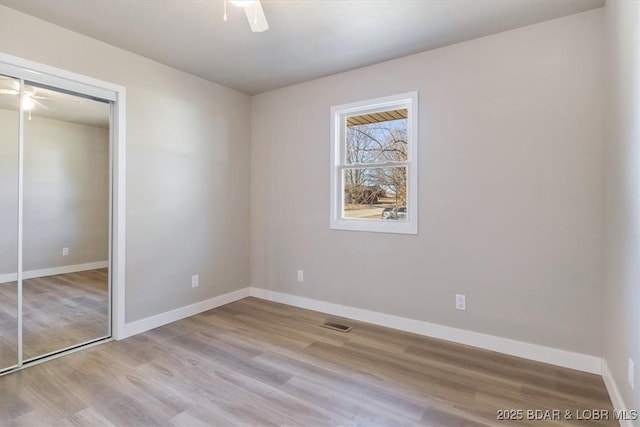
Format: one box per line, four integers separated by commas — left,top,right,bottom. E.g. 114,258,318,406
0,69,113,373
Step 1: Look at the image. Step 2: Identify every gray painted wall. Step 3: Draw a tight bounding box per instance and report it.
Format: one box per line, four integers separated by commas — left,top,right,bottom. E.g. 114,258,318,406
0,109,109,276
603,0,640,418
3,6,634,402
251,10,605,356
0,6,252,323
0,109,19,277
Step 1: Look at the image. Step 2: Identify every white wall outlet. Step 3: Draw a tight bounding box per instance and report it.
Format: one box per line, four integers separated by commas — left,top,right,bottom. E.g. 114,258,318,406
297,270,304,283
629,358,635,389
456,294,466,311
191,274,199,288
62,247,69,256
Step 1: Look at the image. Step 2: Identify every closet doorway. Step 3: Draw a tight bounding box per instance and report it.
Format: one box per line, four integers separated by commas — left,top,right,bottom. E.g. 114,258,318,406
0,55,125,373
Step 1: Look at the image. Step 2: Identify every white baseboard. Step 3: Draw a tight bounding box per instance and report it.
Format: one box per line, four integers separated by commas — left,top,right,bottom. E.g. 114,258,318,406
602,359,635,427
120,287,251,339
0,261,109,284
248,287,602,375
115,285,603,375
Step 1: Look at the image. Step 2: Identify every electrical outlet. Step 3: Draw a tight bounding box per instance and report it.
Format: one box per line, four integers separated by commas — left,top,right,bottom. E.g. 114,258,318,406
629,358,635,389
297,270,304,283
62,247,69,256
191,274,199,288
456,294,466,311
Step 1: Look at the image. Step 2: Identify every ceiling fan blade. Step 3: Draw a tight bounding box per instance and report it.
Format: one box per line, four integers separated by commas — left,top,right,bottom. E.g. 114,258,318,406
31,98,48,110
0,79,20,93
0,75,19,88
32,95,79,103
0,89,18,95
244,0,268,33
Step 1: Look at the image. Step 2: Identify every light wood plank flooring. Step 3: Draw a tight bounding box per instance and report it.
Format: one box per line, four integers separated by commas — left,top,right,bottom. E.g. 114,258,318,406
0,268,108,368
0,281,19,369
0,297,615,426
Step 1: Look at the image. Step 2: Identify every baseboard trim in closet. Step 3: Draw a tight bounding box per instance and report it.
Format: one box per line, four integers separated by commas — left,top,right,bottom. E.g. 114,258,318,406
0,261,109,284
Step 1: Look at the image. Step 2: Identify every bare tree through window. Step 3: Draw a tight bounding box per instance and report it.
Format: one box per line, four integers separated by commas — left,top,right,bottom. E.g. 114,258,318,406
343,109,408,220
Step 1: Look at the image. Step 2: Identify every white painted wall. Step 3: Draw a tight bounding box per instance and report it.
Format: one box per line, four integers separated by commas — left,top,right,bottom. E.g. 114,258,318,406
0,6,251,323
0,109,109,276
251,10,605,356
603,0,640,418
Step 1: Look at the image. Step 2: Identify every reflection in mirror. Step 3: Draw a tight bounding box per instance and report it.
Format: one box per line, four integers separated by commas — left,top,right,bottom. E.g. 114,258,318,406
20,82,111,360
0,75,20,371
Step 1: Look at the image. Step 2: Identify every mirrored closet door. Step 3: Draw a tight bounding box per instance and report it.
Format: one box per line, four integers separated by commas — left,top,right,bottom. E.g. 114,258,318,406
0,75,20,372
0,73,112,371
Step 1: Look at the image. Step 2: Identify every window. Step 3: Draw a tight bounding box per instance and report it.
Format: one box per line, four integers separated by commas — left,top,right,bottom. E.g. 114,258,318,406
330,92,418,234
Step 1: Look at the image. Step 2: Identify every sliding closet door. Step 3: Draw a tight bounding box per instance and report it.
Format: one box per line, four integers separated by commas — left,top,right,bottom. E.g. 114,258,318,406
21,82,111,361
0,75,20,372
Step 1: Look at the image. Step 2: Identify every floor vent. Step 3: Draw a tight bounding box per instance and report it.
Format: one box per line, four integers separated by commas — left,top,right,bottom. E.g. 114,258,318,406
320,321,352,333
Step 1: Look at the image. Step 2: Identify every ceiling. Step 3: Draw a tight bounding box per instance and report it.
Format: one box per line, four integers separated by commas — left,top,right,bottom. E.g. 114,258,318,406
0,0,605,95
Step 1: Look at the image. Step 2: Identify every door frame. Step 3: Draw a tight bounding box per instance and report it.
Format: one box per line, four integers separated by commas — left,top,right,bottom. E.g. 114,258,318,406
0,53,127,354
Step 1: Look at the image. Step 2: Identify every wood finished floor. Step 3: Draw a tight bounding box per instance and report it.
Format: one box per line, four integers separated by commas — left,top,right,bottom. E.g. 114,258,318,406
0,297,616,426
0,268,108,367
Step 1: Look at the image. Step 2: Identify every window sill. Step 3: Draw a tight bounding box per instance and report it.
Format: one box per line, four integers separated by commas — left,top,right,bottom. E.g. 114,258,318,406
330,218,417,235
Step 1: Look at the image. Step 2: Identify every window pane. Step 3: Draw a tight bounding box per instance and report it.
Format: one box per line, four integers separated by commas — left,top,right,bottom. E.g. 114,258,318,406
345,109,407,164
343,166,408,220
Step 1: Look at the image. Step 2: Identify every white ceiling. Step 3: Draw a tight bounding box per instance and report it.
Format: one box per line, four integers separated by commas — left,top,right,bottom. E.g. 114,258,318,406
0,0,605,95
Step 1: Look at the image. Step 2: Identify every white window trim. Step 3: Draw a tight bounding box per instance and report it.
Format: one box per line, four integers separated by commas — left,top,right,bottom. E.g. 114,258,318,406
330,91,418,234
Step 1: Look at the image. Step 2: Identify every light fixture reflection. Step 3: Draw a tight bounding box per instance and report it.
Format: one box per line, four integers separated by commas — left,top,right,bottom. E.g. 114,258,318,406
22,95,35,111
